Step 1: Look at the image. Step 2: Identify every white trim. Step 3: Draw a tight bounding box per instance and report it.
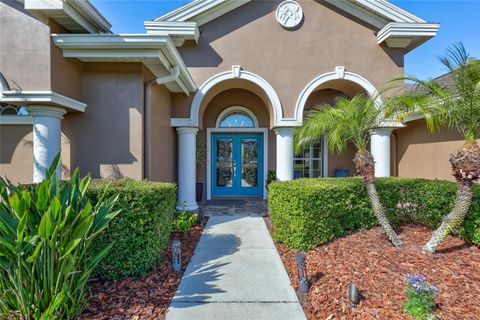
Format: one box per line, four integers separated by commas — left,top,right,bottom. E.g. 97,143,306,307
206,127,268,200
24,0,111,34
171,65,284,127
322,136,329,177
144,21,199,46
156,0,431,31
215,106,259,128
377,22,440,52
0,91,86,112
294,67,382,124
155,0,250,26
0,115,33,125
51,34,197,94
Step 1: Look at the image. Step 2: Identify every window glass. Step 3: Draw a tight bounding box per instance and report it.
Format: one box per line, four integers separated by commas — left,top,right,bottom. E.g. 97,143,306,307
220,112,254,128
293,142,323,179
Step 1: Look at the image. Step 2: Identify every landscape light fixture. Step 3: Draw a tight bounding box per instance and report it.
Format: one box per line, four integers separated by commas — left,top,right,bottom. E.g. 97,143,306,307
295,252,310,296
349,283,360,307
172,239,181,272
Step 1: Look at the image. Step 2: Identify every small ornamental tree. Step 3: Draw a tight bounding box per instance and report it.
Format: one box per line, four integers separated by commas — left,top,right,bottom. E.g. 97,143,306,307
387,43,480,253
0,154,120,319
295,94,404,247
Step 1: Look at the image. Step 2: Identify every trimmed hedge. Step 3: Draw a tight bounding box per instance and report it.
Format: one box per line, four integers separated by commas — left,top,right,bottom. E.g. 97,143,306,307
87,179,176,280
268,177,480,250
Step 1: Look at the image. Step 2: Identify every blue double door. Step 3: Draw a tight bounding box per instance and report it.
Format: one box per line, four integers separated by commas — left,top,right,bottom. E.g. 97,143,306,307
212,133,263,197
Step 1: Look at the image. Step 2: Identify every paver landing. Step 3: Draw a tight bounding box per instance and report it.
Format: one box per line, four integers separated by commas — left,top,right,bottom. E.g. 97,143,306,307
165,215,306,320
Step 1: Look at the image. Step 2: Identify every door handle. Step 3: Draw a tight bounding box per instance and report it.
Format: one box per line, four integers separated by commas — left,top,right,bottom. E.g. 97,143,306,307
233,160,237,177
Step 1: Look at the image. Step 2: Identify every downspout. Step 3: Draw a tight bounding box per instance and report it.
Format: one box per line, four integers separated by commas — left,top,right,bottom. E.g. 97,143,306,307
143,65,180,180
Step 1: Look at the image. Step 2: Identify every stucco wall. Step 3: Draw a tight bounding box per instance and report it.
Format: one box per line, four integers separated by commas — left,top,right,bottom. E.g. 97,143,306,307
0,1,51,90
146,68,177,183
0,126,33,184
176,0,404,119
49,20,84,101
395,119,465,181
62,63,144,180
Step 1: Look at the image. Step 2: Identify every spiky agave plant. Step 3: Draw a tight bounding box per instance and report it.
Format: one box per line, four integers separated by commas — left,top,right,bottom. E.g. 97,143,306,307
387,42,480,253
0,154,120,319
295,94,404,247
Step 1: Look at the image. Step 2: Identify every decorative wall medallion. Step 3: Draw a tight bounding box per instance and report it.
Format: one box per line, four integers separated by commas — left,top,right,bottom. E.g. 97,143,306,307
276,0,303,29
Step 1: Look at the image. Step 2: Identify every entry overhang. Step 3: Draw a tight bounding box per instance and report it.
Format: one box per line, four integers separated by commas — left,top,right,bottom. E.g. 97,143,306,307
51,34,197,95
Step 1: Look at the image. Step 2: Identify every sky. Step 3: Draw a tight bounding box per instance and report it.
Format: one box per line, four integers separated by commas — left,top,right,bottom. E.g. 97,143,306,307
90,0,480,80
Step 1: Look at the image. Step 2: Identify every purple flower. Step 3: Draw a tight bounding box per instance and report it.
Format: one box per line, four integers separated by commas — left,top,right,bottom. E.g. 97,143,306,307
405,273,439,295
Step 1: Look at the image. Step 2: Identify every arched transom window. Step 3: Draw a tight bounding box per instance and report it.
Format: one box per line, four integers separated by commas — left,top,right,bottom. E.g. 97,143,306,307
216,106,258,128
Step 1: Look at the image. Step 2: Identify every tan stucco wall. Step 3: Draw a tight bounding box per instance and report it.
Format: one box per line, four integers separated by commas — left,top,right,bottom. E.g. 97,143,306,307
395,119,466,181
0,1,51,90
176,0,404,119
62,63,144,180
145,67,177,183
49,20,84,101
0,126,33,184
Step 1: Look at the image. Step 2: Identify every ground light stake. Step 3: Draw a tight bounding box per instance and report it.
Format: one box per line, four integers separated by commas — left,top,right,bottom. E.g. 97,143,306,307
295,252,309,296
172,239,181,272
349,283,360,307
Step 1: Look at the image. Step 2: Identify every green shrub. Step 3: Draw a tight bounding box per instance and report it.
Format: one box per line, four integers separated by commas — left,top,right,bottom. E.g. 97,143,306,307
173,204,198,235
268,177,480,250
0,156,119,319
87,179,176,280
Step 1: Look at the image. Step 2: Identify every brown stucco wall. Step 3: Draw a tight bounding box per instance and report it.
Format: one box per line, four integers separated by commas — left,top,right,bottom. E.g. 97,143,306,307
0,1,51,90
145,68,177,183
395,119,465,181
62,63,144,180
49,20,84,101
0,126,33,184
176,0,404,119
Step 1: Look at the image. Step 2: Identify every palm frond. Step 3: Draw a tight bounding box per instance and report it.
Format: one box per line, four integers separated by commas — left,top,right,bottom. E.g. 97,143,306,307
294,94,381,155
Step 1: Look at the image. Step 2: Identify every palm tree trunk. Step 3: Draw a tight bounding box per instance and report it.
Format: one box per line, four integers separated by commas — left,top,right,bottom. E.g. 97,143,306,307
423,141,480,253
365,183,405,247
354,150,404,247
423,181,473,253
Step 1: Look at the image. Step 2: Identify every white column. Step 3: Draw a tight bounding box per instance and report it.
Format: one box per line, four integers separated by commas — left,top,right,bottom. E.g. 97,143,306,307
275,127,294,181
29,106,66,183
177,127,198,211
370,127,393,177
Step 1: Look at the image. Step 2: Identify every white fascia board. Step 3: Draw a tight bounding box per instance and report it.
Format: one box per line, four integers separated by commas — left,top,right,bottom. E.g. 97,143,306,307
351,0,425,23
377,22,440,52
154,0,251,26
24,0,111,33
144,21,200,45
51,34,197,94
0,115,33,125
0,91,87,112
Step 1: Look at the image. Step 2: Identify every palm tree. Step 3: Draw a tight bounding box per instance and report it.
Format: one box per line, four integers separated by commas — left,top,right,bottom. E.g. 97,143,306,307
387,43,480,253
295,94,405,247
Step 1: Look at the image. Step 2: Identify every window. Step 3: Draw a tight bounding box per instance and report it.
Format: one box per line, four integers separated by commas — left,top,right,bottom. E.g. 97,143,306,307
293,142,323,179
220,112,255,128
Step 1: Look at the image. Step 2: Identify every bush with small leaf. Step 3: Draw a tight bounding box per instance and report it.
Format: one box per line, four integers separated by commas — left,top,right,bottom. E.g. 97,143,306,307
0,155,119,319
173,203,198,235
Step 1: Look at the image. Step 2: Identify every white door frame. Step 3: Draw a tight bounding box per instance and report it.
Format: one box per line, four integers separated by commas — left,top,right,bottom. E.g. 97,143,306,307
206,127,269,200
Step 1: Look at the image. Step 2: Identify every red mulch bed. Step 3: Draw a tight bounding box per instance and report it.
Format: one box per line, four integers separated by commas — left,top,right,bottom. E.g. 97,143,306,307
270,222,480,320
79,223,205,320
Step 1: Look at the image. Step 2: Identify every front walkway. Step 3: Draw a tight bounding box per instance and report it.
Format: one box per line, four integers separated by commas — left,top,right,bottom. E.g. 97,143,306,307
166,215,306,320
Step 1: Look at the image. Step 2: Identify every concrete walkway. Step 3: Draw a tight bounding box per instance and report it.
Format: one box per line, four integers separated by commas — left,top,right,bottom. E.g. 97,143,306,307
166,215,307,320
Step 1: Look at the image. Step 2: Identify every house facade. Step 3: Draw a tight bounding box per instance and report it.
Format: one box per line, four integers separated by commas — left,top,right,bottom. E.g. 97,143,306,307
1,0,461,211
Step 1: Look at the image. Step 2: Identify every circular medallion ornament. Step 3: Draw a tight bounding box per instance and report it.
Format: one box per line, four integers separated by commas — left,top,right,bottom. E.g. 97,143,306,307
276,0,303,29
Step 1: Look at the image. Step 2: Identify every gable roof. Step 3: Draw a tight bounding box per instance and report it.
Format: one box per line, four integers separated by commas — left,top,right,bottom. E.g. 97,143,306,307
147,0,438,52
